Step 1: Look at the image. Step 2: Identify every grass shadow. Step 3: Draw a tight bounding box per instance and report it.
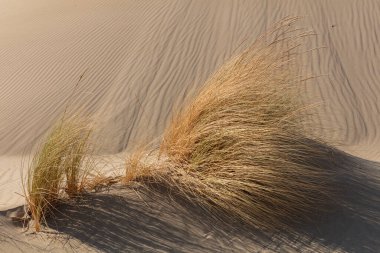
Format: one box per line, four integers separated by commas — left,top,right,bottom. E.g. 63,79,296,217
47,141,379,252
47,185,270,252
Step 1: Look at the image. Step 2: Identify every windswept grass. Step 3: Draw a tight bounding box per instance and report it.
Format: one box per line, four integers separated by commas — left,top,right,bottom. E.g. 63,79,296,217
124,147,159,184
126,17,339,230
25,115,93,231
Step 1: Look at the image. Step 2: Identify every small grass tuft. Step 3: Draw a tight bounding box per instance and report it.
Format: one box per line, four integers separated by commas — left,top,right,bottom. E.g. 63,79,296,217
25,115,93,231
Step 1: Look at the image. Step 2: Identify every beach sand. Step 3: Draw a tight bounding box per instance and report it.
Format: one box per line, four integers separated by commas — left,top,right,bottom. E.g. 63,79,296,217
1,0,379,252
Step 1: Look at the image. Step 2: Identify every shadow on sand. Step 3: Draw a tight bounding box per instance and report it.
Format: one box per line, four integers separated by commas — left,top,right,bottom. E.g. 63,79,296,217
47,147,380,252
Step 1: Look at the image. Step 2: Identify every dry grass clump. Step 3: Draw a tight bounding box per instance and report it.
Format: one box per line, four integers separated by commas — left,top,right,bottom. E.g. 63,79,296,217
124,147,159,183
130,17,339,230
83,172,121,192
25,115,93,231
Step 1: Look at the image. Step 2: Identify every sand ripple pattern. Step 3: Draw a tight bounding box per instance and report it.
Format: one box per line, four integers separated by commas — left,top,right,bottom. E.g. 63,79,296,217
0,0,379,161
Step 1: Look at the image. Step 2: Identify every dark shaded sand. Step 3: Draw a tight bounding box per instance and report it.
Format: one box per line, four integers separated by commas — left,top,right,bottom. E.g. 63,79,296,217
2,147,378,253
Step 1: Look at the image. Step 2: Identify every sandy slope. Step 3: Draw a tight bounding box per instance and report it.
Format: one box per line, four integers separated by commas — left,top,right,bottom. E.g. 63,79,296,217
0,0,379,252
1,0,378,158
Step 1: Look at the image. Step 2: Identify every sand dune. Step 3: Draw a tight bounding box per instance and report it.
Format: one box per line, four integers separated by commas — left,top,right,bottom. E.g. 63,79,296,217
0,0,379,252
1,0,378,158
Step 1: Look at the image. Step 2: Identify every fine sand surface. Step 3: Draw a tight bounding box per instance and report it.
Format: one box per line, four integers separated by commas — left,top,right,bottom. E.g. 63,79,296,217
1,0,379,252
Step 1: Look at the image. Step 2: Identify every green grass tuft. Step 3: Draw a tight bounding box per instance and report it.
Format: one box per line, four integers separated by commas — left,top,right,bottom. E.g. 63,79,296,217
25,115,93,231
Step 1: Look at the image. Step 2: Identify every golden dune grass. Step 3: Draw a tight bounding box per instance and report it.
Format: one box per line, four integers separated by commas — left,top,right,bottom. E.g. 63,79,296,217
25,115,93,231
127,17,339,230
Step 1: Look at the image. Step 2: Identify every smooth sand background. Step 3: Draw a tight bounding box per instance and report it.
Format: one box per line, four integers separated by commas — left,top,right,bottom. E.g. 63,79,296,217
0,0,379,252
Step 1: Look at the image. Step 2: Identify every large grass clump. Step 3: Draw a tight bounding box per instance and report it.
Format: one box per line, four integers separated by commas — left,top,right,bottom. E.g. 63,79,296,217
130,17,339,230
25,115,93,231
